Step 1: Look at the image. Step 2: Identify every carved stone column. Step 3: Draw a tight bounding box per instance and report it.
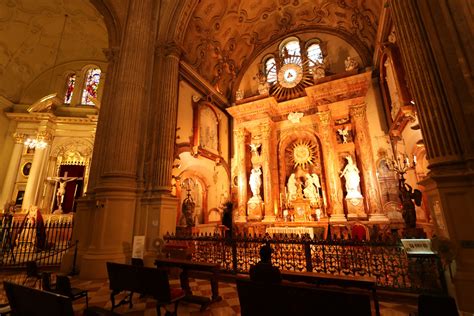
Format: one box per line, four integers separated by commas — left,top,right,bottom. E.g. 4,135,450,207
0,133,25,205
21,131,52,211
234,128,247,222
317,111,345,222
390,1,474,312
350,104,387,222
261,123,276,222
80,0,155,279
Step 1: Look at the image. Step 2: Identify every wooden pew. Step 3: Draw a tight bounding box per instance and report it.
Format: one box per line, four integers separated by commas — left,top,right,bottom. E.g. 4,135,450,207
155,258,222,311
3,281,74,316
281,270,380,316
106,262,185,316
236,276,374,316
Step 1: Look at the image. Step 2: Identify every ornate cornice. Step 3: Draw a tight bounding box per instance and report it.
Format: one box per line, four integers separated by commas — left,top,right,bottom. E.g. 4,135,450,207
349,103,367,119
316,110,331,126
13,132,26,144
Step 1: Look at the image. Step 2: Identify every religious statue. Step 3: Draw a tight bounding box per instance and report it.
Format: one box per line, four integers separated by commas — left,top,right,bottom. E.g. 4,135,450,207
47,173,83,214
235,89,244,101
303,174,319,205
340,156,363,199
312,66,326,80
311,173,321,189
399,179,422,229
257,71,270,95
287,173,297,201
337,126,350,144
16,206,46,251
288,112,304,123
344,56,359,71
249,167,262,198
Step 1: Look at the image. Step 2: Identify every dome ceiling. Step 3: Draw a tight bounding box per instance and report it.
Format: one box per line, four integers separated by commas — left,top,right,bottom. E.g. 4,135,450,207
183,0,381,98
0,0,107,103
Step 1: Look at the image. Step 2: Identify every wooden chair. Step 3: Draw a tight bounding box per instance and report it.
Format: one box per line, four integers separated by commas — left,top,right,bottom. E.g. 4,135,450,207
22,261,42,288
55,275,88,308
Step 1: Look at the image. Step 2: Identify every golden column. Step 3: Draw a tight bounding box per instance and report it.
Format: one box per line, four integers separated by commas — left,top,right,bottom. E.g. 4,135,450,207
317,111,345,222
0,133,25,205
234,128,247,222
350,104,387,222
261,123,276,222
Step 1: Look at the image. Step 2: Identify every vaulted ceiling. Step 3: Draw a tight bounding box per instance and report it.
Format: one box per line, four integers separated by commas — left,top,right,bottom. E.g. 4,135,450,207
182,0,382,98
0,0,107,103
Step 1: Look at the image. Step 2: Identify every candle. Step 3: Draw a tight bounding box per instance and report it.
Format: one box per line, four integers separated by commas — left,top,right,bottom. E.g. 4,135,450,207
413,155,417,164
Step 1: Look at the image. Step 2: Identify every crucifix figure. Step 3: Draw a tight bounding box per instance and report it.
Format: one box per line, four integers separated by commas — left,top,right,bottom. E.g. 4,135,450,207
47,172,83,214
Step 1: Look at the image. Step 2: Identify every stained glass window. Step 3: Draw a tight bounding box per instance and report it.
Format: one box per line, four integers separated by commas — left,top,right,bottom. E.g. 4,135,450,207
265,57,277,84
282,39,301,65
307,43,323,68
81,68,101,105
64,74,76,104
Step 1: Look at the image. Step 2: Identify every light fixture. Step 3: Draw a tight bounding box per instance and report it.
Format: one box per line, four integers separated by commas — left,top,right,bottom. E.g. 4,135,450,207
24,137,48,149
386,152,416,180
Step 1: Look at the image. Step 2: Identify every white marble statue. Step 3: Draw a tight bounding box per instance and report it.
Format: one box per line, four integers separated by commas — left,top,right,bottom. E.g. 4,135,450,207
287,173,297,201
303,174,319,205
340,156,363,199
311,173,321,189
47,172,82,214
337,126,350,143
249,167,262,198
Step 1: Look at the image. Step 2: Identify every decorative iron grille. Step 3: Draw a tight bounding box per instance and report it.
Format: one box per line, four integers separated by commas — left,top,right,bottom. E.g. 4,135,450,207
164,233,446,294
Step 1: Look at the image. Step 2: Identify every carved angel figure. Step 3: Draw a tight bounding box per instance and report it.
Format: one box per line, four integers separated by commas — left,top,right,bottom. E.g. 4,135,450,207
287,173,297,201
345,57,359,71
337,126,350,143
288,112,304,123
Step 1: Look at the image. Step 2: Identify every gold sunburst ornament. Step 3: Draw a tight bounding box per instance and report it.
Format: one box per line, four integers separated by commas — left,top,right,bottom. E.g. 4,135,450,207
290,140,316,169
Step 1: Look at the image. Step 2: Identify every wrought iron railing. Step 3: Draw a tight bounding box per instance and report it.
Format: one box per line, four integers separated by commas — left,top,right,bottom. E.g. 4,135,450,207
164,233,446,294
0,218,74,268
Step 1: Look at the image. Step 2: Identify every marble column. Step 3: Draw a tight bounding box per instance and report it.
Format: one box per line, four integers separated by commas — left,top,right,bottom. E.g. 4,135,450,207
80,0,155,279
350,104,387,222
261,123,276,222
0,133,25,205
234,128,247,222
21,131,51,211
390,1,474,312
317,111,345,222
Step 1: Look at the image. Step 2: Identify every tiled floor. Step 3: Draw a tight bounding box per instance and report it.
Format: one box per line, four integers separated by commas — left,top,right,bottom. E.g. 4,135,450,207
0,269,417,315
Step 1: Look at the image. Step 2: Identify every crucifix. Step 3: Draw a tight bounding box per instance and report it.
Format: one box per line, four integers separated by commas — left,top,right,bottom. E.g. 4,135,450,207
47,172,83,214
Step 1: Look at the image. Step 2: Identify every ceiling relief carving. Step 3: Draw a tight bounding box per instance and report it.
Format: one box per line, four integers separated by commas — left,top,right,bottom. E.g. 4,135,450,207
183,0,379,98
0,0,108,103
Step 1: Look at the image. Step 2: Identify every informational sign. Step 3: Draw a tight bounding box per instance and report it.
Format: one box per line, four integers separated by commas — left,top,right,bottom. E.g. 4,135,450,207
132,235,145,259
401,239,434,255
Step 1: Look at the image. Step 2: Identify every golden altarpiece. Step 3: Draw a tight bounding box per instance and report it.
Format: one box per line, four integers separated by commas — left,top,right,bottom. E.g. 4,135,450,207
228,71,389,235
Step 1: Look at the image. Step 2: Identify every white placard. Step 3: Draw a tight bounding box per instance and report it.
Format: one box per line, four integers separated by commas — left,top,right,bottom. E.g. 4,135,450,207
401,239,434,254
132,235,145,259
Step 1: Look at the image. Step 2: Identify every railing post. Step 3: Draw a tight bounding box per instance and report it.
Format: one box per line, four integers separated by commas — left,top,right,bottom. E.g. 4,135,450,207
70,240,79,276
232,239,238,273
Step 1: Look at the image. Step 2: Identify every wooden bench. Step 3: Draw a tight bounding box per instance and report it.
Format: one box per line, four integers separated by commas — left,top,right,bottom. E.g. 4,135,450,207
281,270,380,316
236,276,374,316
3,281,74,316
106,262,185,316
155,258,222,311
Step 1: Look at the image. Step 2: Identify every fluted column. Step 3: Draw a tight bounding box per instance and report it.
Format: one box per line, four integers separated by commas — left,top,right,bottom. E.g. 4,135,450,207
390,1,474,312
317,111,345,222
389,0,462,165
80,0,155,278
261,123,275,222
151,43,181,192
350,104,387,222
22,131,51,211
235,128,247,222
0,133,25,205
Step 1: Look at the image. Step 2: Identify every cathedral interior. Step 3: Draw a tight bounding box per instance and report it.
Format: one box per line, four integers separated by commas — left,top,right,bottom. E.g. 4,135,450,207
0,0,473,313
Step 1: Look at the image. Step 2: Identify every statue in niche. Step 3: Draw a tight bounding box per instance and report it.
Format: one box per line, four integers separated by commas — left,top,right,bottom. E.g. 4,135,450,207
313,66,326,80
337,126,350,144
311,173,321,189
249,167,262,199
303,174,319,205
340,156,363,199
345,56,359,71
287,173,298,201
257,72,270,95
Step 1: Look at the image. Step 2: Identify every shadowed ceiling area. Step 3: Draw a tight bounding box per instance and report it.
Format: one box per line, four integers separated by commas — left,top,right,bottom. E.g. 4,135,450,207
182,0,382,98
0,0,107,103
